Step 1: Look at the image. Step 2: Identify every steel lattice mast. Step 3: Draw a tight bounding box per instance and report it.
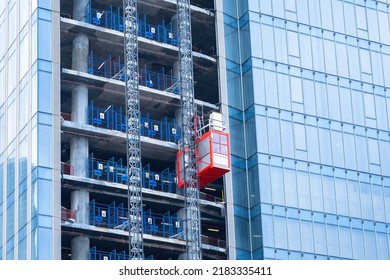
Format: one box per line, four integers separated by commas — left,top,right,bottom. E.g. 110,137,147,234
123,0,143,260
177,0,202,260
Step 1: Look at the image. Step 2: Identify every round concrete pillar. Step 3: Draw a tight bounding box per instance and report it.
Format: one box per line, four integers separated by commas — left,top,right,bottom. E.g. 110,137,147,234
73,0,89,22
71,190,89,224
71,236,90,260
70,137,89,177
72,34,89,73
71,85,88,124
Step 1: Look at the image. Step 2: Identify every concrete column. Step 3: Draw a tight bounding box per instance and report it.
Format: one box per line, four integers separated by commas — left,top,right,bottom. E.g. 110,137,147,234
71,190,89,224
70,137,89,177
171,14,178,37
71,236,90,260
71,85,88,124
70,6,89,176
173,61,180,81
73,0,89,22
175,108,182,137
71,0,90,259
72,34,89,73
70,190,90,259
178,208,186,226
70,35,89,176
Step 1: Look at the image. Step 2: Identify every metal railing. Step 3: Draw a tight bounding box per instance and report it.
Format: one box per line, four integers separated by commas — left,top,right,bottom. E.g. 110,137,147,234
89,200,183,239
61,206,76,223
86,4,178,46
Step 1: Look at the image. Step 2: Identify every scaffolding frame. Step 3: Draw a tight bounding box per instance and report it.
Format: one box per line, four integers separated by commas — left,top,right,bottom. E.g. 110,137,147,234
177,0,202,260
123,0,143,260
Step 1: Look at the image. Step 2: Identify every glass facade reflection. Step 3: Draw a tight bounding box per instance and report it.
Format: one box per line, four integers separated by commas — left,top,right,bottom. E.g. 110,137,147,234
221,0,390,259
0,0,61,260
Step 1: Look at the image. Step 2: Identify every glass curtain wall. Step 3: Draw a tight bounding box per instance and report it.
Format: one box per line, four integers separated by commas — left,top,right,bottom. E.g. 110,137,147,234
0,0,60,260
222,0,390,260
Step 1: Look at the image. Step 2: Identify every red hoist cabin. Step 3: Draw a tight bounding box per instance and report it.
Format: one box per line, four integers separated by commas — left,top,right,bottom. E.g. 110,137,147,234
176,112,231,189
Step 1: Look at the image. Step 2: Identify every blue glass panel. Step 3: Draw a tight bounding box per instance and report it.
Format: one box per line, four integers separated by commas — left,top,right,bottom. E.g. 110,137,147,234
277,73,291,110
274,27,287,64
287,218,301,251
310,173,324,212
271,166,285,206
6,199,15,241
284,168,298,208
335,178,349,216
324,40,337,75
37,19,51,61
300,220,314,253
264,70,278,108
6,237,14,260
372,184,385,222
326,224,339,257
251,214,262,251
376,232,390,259
242,70,254,110
227,72,242,110
236,248,251,260
35,227,52,260
224,15,239,63
279,121,293,158
318,128,331,165
331,130,344,167
263,247,275,259
223,0,237,17
315,81,328,118
350,227,364,259
360,182,373,220
261,214,274,248
296,171,310,209
378,11,390,45
37,124,52,167
313,222,326,255
18,180,27,230
267,118,281,156
234,216,250,251
237,0,248,18
274,216,287,249
240,23,251,62
344,133,357,170
250,22,262,59
371,52,384,86
0,157,3,203
261,25,275,61
248,162,259,207
36,179,52,216
37,70,52,114
18,226,27,260
343,2,356,36
296,0,309,23
7,152,16,196
0,210,2,257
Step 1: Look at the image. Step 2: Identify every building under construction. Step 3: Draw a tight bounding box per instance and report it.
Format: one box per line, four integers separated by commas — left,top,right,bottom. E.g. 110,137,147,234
59,0,227,260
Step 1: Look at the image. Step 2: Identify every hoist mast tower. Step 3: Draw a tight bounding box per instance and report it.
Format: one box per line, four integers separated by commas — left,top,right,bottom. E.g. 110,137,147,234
123,0,143,260
177,0,202,260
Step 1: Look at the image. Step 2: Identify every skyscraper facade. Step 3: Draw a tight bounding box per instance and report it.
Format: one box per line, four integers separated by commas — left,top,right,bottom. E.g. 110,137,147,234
219,0,390,259
1,0,226,260
0,1,61,259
